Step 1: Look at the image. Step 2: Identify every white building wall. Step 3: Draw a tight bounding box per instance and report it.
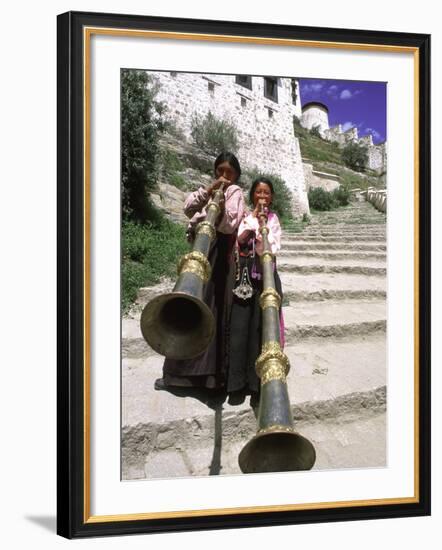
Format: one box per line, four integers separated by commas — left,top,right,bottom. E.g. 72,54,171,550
367,142,387,173
150,71,309,215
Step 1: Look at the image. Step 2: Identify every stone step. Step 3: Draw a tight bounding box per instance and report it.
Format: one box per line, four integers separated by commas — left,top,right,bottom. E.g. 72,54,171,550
287,319,386,340
278,250,386,260
132,260,387,316
279,255,385,267
122,297,386,358
278,262,386,276
279,271,386,295
307,212,385,218
283,299,386,340
307,215,386,221
133,272,387,313
287,219,387,227
136,406,386,478
284,232,386,240
122,334,386,479
122,335,386,428
306,220,386,225
289,220,386,226
122,200,389,479
306,220,386,226
302,231,385,240
309,209,385,216
295,229,387,237
285,289,386,302
280,242,386,251
282,235,386,242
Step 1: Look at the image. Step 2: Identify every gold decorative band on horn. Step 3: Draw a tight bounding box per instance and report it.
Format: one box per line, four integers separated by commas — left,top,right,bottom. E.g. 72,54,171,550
260,287,281,310
196,220,216,241
261,251,274,264
259,359,290,384
259,226,269,236
257,425,295,435
207,200,221,217
177,251,211,283
255,341,290,383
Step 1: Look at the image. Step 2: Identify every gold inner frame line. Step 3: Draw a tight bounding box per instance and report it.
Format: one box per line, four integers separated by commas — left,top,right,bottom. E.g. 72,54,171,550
85,26,418,54
82,25,420,524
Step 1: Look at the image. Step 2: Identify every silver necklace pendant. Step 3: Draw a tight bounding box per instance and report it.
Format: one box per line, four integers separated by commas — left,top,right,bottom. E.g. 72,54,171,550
233,265,254,300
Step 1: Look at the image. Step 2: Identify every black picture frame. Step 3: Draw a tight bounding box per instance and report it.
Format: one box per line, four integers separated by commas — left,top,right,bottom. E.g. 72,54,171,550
57,10,431,539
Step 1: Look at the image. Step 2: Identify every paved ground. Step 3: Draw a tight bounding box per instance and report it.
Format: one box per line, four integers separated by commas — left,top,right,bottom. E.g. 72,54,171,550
122,200,387,480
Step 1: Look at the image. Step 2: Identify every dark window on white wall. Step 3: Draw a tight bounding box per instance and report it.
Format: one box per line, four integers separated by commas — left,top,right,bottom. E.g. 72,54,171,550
208,82,215,94
264,77,278,103
291,79,298,105
240,97,247,108
236,75,252,90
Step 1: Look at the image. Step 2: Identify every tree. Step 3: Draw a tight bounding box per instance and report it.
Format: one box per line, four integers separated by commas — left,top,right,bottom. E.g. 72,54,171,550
341,141,369,172
121,70,165,222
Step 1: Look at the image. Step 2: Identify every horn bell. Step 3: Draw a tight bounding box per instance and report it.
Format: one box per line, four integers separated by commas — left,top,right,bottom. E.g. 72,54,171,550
140,291,215,360
238,429,316,474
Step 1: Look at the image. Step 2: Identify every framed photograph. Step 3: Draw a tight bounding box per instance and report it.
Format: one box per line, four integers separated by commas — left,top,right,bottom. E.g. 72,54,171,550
57,10,431,538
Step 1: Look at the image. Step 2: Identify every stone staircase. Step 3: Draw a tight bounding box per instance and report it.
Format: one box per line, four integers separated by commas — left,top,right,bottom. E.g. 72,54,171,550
122,200,387,480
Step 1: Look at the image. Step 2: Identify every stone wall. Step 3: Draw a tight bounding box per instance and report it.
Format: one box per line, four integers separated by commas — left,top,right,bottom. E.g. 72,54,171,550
359,134,373,147
324,126,359,145
303,162,340,192
325,124,343,143
365,187,387,213
367,142,386,173
151,71,309,215
343,127,359,143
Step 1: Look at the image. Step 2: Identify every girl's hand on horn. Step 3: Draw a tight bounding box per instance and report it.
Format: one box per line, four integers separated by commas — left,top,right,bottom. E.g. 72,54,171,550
253,199,267,219
207,176,230,197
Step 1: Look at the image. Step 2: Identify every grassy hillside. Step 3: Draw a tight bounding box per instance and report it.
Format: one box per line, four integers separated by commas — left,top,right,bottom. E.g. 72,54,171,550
293,117,385,191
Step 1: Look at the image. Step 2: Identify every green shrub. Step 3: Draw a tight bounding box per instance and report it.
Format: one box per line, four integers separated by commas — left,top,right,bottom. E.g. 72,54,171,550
308,187,337,211
309,124,322,138
341,142,369,172
122,217,190,312
244,169,294,224
122,261,148,311
308,185,351,211
190,111,239,156
333,185,350,206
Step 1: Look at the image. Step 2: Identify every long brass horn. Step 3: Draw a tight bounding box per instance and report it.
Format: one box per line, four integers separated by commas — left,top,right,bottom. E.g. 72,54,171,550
238,204,316,473
140,188,223,360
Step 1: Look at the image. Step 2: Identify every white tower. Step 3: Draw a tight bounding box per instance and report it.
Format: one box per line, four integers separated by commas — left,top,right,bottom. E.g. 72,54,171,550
300,101,330,138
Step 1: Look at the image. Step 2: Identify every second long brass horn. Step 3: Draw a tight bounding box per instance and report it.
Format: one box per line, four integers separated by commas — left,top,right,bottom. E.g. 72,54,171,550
140,189,224,360
238,203,316,473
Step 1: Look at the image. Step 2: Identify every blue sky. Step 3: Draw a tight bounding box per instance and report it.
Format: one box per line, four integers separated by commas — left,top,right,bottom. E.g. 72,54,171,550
298,78,387,144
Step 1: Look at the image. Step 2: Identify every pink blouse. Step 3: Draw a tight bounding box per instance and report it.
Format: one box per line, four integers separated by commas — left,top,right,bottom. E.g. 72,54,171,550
238,211,282,255
184,184,245,234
